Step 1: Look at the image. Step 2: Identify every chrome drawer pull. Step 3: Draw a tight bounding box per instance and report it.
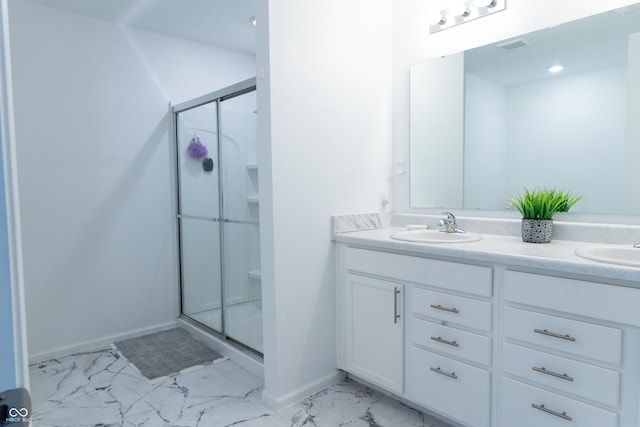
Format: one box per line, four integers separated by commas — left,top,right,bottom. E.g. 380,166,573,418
430,336,459,347
534,328,576,342
393,287,401,324
531,403,572,421
430,304,459,314
429,367,458,380
532,366,574,382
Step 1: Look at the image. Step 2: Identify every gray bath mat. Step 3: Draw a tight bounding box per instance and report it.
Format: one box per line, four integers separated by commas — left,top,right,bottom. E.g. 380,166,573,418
113,328,224,380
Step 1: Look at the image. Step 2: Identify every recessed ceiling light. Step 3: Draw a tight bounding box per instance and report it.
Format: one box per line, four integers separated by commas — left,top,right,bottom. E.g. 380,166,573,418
548,65,564,73
249,16,256,26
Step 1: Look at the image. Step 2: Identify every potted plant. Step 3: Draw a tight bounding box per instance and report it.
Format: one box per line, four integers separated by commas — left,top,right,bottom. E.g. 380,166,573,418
509,188,582,243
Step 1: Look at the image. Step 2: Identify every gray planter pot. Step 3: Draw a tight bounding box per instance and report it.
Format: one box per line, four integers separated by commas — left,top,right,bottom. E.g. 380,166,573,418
521,219,553,243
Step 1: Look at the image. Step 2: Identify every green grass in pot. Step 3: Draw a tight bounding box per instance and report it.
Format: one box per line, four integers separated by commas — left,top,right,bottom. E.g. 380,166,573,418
556,190,583,213
510,188,582,220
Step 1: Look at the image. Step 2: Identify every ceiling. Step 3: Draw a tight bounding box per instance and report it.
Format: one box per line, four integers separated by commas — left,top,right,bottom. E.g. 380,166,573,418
25,0,257,54
464,3,640,86
27,1,639,82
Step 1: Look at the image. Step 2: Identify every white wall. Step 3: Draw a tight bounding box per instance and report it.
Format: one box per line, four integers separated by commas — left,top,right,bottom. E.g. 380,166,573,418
393,0,640,213
8,0,255,359
257,0,392,408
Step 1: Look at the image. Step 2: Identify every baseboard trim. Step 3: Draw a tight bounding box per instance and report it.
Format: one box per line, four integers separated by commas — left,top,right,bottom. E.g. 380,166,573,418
261,370,346,410
28,321,178,364
176,317,264,379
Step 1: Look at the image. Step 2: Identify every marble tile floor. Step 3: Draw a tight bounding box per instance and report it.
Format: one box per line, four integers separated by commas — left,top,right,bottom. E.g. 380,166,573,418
29,348,454,427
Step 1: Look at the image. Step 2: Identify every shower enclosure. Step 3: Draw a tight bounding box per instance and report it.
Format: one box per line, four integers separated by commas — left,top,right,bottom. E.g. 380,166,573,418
173,78,262,354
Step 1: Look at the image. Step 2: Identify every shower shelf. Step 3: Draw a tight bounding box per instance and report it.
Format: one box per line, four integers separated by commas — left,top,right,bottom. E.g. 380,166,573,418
248,270,262,281
247,196,259,204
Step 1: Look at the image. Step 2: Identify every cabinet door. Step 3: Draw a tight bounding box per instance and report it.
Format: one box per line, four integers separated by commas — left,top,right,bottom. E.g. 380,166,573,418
347,274,404,393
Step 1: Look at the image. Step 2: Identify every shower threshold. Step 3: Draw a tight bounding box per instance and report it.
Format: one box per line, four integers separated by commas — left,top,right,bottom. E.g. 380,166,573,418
177,315,264,380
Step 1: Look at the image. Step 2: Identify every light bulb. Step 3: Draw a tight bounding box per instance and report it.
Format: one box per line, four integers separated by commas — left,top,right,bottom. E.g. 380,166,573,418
430,10,447,26
475,0,497,8
449,3,471,17
548,65,564,73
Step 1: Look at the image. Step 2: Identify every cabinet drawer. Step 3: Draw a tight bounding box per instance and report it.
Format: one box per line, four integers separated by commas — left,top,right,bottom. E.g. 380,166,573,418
504,270,640,326
412,287,492,332
345,247,492,297
503,343,620,407
503,307,622,365
501,378,617,427
412,317,492,366
410,347,491,427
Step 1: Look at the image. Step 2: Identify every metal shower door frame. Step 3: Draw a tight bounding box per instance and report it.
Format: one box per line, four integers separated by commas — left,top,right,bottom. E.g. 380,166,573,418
172,77,257,345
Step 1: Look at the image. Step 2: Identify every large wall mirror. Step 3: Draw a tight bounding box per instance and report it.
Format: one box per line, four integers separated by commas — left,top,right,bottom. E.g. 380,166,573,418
410,4,640,215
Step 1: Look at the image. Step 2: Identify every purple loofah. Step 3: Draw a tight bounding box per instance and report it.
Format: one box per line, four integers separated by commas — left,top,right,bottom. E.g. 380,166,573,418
187,137,208,160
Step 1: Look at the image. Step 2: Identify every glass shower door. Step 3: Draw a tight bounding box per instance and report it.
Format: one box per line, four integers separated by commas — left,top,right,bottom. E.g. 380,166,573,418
176,103,222,333
174,79,261,354
220,90,262,353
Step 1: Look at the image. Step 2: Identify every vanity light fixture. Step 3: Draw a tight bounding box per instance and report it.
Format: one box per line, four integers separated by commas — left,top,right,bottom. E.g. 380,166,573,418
548,65,564,73
429,0,506,34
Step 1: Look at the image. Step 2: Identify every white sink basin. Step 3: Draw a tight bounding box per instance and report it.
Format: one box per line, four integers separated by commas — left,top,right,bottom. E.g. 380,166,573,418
575,244,640,268
391,229,482,244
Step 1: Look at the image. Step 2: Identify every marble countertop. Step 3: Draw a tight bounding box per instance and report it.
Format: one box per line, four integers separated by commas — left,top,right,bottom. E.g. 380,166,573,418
334,227,640,284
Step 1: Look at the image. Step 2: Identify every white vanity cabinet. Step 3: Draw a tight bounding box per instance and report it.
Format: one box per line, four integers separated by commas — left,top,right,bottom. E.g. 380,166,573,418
337,242,640,427
338,246,494,427
501,270,640,427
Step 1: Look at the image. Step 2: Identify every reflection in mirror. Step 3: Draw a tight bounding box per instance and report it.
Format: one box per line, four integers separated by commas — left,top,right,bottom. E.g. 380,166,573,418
410,4,640,214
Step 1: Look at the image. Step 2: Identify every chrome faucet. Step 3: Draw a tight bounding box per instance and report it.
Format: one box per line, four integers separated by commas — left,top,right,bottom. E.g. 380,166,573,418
634,242,640,248
439,211,466,234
